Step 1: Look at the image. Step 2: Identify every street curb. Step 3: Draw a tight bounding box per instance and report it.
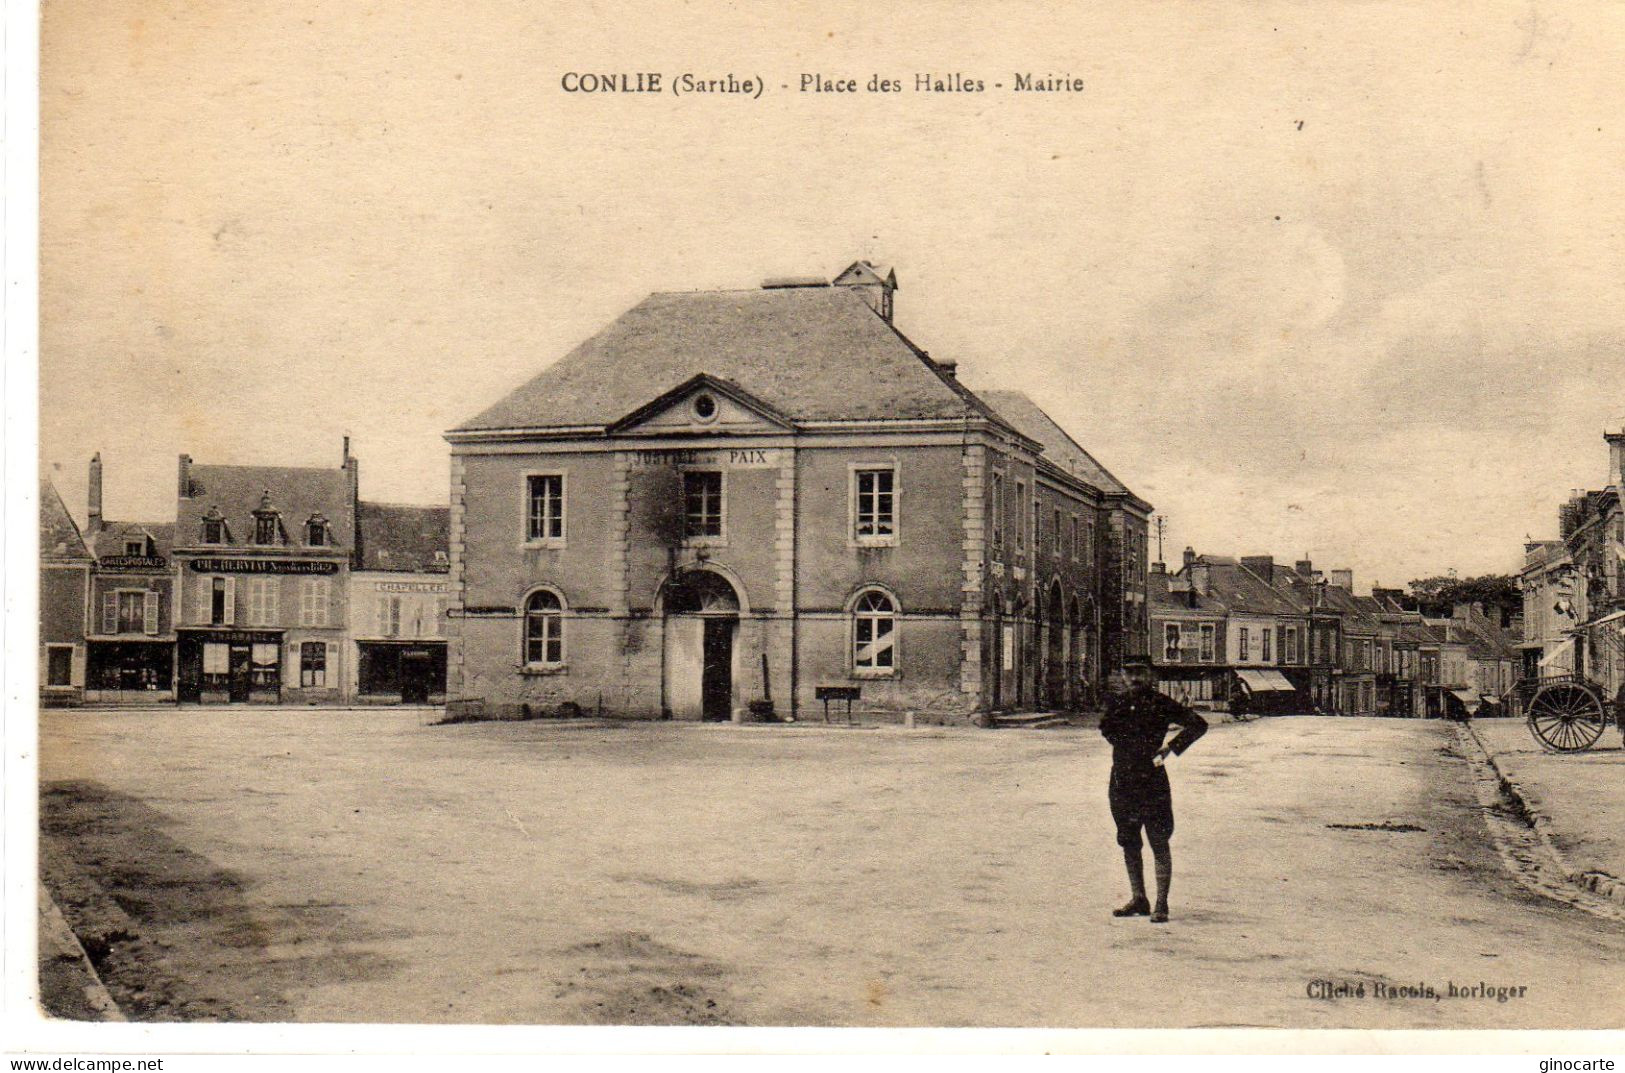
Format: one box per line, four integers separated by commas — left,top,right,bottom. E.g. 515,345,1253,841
1459,722,1625,906
37,882,126,1022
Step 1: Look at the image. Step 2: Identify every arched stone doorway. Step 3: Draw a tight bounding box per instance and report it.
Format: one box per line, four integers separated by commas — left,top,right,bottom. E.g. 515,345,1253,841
659,569,743,721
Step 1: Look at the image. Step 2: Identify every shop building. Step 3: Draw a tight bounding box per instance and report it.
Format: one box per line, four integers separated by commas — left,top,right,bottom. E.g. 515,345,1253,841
80,454,179,703
171,448,356,704
444,263,1150,723
349,502,451,703
40,477,92,706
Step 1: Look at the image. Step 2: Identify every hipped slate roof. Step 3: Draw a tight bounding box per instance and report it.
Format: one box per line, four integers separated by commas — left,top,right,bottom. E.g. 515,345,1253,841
357,502,450,573
457,287,984,432
179,464,354,549
977,390,1131,496
40,479,90,560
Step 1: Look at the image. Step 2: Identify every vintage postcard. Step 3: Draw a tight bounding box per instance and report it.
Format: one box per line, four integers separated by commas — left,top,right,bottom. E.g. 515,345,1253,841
13,0,1625,1060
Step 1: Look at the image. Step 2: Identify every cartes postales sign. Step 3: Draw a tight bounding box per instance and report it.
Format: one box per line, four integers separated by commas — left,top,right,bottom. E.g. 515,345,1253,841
98,555,167,569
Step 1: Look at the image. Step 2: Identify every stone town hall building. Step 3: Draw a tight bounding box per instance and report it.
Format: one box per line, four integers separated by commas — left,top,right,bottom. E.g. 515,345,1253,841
445,262,1150,722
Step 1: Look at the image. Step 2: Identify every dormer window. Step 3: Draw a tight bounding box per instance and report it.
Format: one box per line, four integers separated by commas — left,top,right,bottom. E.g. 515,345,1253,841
201,507,228,545
251,490,282,546
304,514,329,547
124,539,146,557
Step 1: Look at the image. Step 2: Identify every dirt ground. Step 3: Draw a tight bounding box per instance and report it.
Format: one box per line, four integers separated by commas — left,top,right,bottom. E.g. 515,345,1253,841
1468,716,1625,887
37,708,1625,1027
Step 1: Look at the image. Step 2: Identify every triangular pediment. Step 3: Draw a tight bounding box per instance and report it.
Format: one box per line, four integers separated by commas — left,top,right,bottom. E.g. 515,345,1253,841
608,374,795,434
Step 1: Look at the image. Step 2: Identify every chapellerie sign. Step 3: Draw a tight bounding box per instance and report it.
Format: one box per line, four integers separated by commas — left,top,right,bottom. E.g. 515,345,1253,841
188,558,340,574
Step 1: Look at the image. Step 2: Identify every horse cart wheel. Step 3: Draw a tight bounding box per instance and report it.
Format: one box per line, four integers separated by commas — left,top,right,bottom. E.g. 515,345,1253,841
1526,682,1607,753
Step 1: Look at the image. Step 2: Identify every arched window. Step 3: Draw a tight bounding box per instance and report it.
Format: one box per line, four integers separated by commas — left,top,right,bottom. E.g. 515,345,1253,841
852,589,897,672
524,589,565,667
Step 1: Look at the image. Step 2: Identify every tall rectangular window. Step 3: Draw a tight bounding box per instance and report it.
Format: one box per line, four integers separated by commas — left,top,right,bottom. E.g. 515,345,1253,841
254,516,278,545
1261,628,1273,663
211,577,230,626
378,595,402,637
300,641,327,687
991,473,1005,551
1015,482,1026,552
1070,515,1079,561
854,468,896,542
46,646,73,686
300,578,330,627
1163,624,1181,662
1053,509,1062,559
246,578,279,627
683,471,723,539
1285,627,1298,664
1239,626,1251,661
1199,624,1216,662
526,474,564,542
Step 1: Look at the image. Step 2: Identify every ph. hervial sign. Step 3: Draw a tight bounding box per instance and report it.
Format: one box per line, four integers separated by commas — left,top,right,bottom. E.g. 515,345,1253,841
189,558,340,574
631,448,778,468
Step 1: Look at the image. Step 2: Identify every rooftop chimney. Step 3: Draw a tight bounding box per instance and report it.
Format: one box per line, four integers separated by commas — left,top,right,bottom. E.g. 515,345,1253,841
1183,546,1197,570
178,454,193,499
87,453,103,533
1329,568,1353,592
1295,558,1314,577
1150,561,1166,575
1606,429,1625,490
937,358,958,380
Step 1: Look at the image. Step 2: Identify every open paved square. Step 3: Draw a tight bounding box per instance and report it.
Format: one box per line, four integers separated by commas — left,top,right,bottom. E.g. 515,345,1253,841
38,708,1625,1027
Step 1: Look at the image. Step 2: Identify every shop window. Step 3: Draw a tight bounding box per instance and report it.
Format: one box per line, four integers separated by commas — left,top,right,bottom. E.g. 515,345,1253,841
250,643,279,689
300,641,327,687
524,589,564,667
682,471,724,540
852,589,897,674
202,642,230,690
526,474,565,543
46,646,73,687
853,467,896,544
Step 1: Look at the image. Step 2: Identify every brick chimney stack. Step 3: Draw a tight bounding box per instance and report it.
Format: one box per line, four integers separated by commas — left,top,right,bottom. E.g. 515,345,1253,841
1329,568,1353,592
87,453,103,534
177,454,192,499
1606,429,1625,490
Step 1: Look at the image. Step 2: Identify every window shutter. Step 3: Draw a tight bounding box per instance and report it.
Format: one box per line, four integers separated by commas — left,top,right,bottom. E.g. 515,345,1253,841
223,577,236,625
197,576,211,624
326,642,338,685
144,591,159,635
266,580,279,625
102,591,117,634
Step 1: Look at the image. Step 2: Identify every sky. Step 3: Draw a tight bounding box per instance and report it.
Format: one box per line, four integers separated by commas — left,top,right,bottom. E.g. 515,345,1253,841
38,0,1625,590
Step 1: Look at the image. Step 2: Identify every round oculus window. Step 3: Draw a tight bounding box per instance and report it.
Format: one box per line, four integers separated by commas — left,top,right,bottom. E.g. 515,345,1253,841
692,394,718,422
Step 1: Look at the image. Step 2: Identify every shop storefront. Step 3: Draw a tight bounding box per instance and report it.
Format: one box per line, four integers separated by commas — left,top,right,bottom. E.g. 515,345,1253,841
357,641,447,703
177,629,285,704
86,640,175,702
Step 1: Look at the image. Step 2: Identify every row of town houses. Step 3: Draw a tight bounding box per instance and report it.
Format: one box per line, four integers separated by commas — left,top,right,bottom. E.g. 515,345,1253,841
40,263,1152,720
1519,429,1625,702
1148,551,1519,719
44,259,1595,722
40,444,452,706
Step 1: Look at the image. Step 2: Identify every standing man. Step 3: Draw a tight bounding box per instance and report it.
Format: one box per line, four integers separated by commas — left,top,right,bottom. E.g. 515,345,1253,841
1100,656,1208,923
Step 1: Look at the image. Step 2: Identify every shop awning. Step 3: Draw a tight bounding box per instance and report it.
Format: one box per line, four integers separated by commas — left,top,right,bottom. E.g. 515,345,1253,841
1449,688,1481,711
1236,669,1295,692
1588,607,1625,630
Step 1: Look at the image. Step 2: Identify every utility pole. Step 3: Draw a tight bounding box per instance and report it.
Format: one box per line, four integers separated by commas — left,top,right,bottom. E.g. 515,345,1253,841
1152,513,1167,564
